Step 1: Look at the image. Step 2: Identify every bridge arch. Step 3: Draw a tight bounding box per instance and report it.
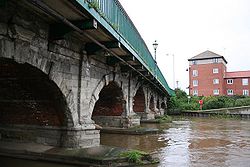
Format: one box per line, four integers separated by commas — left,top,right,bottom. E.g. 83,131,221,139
90,74,126,127
133,86,146,113
149,95,155,113
161,102,166,109
92,81,124,117
0,57,72,127
156,98,160,110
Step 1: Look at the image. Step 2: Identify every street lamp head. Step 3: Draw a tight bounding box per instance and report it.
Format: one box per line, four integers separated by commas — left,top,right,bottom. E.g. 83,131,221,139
153,40,158,50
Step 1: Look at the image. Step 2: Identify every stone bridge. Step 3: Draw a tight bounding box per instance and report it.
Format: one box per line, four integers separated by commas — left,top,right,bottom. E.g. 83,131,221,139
0,0,173,148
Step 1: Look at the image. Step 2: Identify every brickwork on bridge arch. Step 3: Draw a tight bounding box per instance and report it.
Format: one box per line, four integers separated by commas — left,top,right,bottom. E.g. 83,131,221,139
92,81,124,116
133,86,146,113
0,58,68,126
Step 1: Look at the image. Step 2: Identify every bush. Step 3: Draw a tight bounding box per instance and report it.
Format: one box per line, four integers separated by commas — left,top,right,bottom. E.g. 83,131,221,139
202,97,224,110
167,89,250,111
179,102,199,110
235,98,250,107
168,89,201,112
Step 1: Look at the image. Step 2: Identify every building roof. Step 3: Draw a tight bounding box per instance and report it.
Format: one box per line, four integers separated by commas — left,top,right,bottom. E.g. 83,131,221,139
225,71,250,78
188,50,227,64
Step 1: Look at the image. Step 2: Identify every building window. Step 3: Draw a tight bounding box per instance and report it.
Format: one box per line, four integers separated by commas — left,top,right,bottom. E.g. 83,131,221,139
213,68,219,74
192,60,197,65
213,79,219,84
227,79,233,84
242,78,248,86
213,58,219,63
192,70,198,77
227,89,233,95
193,80,198,87
193,90,198,96
243,90,249,96
213,89,219,95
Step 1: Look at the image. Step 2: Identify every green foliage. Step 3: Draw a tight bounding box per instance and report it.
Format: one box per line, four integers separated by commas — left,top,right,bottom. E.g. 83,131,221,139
120,150,148,164
235,98,250,107
168,88,250,111
179,102,199,110
168,89,200,113
111,23,119,30
88,0,100,11
202,96,250,110
202,96,224,110
156,115,172,123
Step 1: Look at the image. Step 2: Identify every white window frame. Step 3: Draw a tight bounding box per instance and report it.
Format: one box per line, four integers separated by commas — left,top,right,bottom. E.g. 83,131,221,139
192,70,198,77
227,79,233,84
213,58,219,63
193,80,198,87
213,79,219,84
243,90,249,96
193,90,198,96
227,89,233,95
213,89,219,95
213,68,219,74
242,78,249,86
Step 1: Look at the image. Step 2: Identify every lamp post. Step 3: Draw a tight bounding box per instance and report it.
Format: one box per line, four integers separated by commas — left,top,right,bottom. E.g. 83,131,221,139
152,40,158,78
166,54,175,89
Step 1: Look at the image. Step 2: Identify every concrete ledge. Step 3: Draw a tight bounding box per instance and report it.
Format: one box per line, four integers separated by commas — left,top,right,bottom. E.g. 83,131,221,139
141,120,161,124
0,141,157,166
100,127,162,135
0,141,127,166
0,125,100,148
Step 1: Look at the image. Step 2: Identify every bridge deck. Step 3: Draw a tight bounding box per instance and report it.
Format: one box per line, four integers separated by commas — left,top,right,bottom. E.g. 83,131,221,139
42,0,174,96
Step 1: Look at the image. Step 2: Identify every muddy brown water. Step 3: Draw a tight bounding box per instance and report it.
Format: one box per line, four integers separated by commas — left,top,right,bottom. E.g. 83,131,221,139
1,117,250,167
101,117,250,167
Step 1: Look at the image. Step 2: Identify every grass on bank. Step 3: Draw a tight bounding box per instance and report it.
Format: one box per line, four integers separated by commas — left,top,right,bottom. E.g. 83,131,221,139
120,150,159,165
155,115,173,123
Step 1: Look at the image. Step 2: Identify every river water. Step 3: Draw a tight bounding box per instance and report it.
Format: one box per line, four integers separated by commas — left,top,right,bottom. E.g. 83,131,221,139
1,117,250,167
101,117,250,167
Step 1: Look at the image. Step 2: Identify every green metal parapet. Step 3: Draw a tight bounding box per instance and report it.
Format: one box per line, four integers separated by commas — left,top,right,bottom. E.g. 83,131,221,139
74,0,174,96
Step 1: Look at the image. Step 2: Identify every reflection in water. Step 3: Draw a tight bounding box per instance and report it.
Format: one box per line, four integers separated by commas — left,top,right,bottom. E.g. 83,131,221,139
101,118,250,167
1,118,250,167
0,156,78,167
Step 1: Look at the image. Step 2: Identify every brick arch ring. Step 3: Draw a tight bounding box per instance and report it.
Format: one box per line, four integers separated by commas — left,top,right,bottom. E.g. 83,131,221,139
88,72,124,118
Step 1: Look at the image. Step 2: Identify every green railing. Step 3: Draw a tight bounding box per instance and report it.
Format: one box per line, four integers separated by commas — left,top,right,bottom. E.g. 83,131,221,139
82,0,173,95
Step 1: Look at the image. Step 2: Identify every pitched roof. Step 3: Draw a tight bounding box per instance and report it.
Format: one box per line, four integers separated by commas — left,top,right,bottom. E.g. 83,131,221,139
225,71,250,78
188,50,227,63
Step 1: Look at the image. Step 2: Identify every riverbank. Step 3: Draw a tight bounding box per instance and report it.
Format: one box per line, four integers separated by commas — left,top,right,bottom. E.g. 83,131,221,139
182,105,250,119
0,141,156,166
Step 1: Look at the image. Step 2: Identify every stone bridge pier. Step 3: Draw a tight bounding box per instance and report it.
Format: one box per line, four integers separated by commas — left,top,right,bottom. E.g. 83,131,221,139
0,0,170,148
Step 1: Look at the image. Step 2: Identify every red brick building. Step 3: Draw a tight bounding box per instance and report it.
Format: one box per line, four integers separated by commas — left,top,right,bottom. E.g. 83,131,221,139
188,50,250,96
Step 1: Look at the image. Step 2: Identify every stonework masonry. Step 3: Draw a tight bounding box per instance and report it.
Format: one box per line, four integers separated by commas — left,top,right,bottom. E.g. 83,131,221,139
0,1,168,148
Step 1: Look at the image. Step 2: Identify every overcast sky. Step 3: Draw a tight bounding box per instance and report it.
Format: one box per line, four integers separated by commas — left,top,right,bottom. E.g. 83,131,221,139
119,0,250,92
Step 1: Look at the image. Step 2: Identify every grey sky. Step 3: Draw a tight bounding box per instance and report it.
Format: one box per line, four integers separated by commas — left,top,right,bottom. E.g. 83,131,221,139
119,0,250,92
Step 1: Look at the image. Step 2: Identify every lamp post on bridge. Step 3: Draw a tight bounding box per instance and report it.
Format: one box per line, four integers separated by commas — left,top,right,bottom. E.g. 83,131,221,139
152,40,158,79
166,54,175,89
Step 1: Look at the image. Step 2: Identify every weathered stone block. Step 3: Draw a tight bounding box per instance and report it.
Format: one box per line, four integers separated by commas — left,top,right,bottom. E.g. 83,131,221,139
0,23,7,35
10,25,35,42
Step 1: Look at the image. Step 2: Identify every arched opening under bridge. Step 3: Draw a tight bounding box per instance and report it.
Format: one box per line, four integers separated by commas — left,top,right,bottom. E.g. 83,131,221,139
92,81,125,127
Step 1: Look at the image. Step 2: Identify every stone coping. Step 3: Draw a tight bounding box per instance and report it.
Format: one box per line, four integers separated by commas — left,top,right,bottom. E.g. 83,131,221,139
100,127,161,135
184,105,250,113
0,141,158,166
0,141,128,166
